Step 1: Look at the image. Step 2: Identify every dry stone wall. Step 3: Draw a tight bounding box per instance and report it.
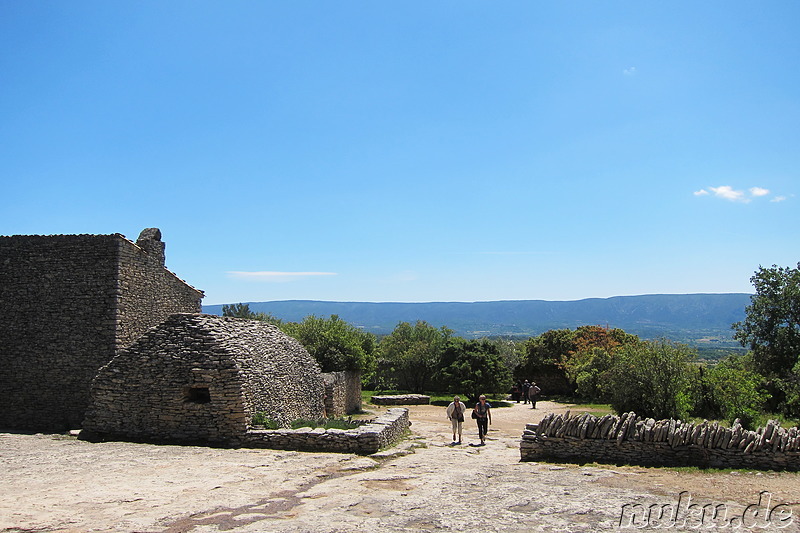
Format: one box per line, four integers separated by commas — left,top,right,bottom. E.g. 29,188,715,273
0,231,201,431
521,411,800,471
371,394,431,405
0,234,119,430
83,314,325,446
322,370,362,416
244,408,410,454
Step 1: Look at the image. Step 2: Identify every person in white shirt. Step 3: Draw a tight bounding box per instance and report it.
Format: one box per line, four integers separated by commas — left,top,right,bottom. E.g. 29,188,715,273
445,396,467,444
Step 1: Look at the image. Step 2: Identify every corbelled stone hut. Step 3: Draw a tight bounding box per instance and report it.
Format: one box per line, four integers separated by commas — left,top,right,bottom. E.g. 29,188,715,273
82,314,325,446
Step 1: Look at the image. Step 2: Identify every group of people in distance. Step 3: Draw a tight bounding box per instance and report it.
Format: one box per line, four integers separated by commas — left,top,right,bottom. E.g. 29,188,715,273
512,379,541,407
445,381,541,446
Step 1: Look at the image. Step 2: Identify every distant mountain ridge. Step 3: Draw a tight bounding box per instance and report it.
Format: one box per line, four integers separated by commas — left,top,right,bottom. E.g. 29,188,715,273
203,293,752,344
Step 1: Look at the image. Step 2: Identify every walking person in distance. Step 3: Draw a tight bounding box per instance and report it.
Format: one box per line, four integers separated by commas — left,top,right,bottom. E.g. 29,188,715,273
528,382,541,408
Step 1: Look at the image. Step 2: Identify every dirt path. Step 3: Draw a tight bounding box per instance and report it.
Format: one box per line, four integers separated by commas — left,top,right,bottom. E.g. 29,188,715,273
2,401,799,532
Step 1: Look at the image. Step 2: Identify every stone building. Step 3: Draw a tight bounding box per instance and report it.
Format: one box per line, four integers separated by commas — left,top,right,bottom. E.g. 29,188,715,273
0,228,203,431
82,314,325,446
322,370,363,416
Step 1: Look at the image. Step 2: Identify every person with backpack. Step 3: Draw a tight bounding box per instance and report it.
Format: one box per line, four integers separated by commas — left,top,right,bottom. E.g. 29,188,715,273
472,394,492,445
528,382,541,408
521,380,531,404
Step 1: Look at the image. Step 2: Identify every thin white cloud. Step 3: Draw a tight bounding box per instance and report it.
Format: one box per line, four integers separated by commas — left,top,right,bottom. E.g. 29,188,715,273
696,185,785,204
709,185,748,202
478,251,556,256
623,67,636,76
227,271,337,282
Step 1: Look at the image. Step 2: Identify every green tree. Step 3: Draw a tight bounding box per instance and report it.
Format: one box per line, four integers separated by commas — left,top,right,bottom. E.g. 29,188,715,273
438,338,513,402
490,338,524,378
609,339,695,420
379,321,451,393
519,326,639,398
561,326,640,402
281,315,376,374
568,346,615,402
222,303,255,318
521,328,576,374
732,263,800,417
692,354,770,429
221,303,283,325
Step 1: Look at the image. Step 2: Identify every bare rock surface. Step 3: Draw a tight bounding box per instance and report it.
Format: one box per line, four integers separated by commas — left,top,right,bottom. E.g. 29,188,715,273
2,401,799,532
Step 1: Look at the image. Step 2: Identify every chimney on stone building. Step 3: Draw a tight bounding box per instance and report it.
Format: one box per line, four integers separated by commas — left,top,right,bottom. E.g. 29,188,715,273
136,227,166,266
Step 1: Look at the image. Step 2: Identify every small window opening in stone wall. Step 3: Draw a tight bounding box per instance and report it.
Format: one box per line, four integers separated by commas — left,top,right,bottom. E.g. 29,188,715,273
184,387,211,404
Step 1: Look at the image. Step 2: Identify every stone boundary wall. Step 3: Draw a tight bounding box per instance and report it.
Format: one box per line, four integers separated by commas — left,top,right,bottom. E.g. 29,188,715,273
521,411,800,471
371,394,430,405
321,370,362,416
243,408,410,454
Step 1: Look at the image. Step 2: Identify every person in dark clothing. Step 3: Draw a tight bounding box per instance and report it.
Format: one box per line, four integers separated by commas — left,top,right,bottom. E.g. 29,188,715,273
521,380,531,404
528,382,541,408
473,395,492,445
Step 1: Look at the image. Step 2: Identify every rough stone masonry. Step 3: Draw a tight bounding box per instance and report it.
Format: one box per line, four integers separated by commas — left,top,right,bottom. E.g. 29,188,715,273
0,229,203,431
521,410,800,471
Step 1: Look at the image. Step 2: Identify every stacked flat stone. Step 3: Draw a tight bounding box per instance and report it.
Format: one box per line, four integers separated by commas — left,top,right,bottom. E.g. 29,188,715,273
371,394,431,405
83,314,326,446
521,411,800,471
0,229,203,431
244,408,410,454
322,370,363,416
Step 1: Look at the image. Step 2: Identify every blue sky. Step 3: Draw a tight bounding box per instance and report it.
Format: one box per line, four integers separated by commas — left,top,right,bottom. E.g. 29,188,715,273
1,2,798,305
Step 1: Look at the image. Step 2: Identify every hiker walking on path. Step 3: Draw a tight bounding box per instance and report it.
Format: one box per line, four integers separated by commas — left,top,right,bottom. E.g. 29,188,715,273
473,395,492,445
446,396,467,444
528,382,541,408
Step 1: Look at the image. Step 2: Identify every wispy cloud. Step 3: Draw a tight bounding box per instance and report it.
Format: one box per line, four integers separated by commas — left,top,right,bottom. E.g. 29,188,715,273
477,251,557,256
227,271,337,282
694,185,784,203
623,66,636,76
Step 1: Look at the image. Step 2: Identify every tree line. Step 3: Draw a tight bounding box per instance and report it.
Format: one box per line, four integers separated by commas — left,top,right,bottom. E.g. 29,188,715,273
223,262,800,428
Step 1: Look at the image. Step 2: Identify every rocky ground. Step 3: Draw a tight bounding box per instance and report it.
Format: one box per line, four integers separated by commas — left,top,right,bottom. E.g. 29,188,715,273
2,401,799,532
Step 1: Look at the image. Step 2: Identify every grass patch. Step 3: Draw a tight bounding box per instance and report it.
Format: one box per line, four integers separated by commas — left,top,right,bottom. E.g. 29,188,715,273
251,413,364,430
749,413,800,429
251,412,280,429
291,417,364,430
567,404,614,417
